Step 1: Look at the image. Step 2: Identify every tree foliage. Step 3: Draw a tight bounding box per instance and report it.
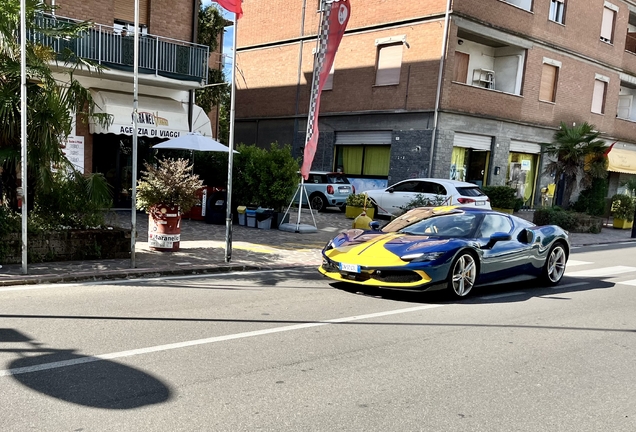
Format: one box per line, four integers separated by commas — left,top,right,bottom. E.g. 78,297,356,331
542,122,608,208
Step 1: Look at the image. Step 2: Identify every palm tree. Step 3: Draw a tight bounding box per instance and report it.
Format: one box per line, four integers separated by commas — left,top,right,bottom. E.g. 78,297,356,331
0,0,110,211
542,122,608,208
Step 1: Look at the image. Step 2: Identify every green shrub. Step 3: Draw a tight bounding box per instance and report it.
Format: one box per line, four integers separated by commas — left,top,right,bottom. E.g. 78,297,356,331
611,194,636,221
533,206,578,231
398,194,447,214
482,186,517,209
346,193,371,207
572,178,608,216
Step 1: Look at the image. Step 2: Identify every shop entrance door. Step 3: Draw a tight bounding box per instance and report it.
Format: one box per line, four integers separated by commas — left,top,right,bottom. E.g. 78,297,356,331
466,150,489,188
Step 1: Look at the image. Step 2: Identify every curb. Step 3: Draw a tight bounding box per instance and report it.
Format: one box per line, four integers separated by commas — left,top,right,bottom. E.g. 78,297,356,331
0,262,306,287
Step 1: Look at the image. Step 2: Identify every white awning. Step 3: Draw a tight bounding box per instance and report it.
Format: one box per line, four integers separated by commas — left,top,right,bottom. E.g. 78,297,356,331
608,147,636,174
89,90,212,138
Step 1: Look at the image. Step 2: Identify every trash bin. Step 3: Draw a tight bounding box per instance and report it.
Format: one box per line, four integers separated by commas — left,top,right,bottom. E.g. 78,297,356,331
246,209,257,227
256,207,274,230
205,189,227,225
148,203,181,252
237,206,247,226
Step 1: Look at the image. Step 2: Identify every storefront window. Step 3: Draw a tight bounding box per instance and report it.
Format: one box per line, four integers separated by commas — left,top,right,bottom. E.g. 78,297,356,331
507,152,538,207
451,147,489,187
450,147,467,182
335,145,390,176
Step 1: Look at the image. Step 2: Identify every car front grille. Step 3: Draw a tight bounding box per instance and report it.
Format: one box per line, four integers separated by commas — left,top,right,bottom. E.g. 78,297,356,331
372,270,423,284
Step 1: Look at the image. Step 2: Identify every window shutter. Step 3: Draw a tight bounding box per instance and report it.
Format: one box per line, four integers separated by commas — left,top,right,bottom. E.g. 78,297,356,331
591,80,607,114
454,52,470,84
539,63,558,102
375,44,403,86
600,7,615,42
114,0,149,26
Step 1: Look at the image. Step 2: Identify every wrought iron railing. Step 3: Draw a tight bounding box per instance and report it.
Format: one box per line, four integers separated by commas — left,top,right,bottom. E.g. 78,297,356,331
30,14,209,84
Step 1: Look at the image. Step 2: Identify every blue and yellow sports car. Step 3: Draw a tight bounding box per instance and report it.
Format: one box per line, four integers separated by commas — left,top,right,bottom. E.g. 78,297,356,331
319,206,570,298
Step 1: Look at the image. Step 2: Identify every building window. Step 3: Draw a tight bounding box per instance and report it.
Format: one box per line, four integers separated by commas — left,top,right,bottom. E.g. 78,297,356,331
600,3,618,43
592,78,608,114
539,62,559,102
502,0,533,12
114,0,149,27
375,43,403,86
549,0,566,24
335,145,390,176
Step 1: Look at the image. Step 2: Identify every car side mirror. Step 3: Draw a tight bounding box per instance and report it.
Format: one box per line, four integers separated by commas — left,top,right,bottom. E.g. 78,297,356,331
485,232,512,249
387,187,394,193
369,221,381,231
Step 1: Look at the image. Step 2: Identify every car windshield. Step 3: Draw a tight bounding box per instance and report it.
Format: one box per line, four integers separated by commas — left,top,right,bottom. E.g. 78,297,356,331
400,213,479,238
326,174,350,184
456,186,486,197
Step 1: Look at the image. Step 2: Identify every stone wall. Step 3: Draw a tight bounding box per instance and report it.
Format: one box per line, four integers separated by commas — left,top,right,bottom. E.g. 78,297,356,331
2,229,131,264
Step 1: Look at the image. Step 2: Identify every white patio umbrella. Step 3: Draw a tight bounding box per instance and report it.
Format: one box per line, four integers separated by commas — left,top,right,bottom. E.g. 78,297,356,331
152,132,238,153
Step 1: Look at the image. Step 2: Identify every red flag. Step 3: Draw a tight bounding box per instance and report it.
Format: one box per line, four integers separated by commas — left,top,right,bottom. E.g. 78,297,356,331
604,141,616,156
216,0,243,18
300,0,351,180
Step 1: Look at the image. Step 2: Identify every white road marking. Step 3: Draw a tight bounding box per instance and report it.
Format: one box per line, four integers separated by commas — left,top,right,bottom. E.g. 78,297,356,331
566,260,592,267
480,292,526,300
617,279,636,286
0,304,443,377
566,266,636,278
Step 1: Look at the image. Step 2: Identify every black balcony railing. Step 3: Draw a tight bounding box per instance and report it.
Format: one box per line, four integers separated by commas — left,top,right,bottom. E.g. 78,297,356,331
30,14,209,84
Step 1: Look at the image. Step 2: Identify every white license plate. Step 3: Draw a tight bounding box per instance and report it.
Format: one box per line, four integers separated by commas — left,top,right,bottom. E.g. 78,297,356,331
340,263,360,273
475,201,485,206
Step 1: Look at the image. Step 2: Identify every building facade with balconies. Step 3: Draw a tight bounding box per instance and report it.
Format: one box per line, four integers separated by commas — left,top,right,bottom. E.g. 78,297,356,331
40,0,216,207
234,0,636,207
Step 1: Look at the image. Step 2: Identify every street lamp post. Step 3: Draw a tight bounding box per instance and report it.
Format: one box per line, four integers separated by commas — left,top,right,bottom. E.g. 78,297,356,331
20,0,28,275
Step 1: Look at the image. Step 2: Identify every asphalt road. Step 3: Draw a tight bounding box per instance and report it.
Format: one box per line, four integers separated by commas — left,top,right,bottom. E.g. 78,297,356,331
1,243,635,431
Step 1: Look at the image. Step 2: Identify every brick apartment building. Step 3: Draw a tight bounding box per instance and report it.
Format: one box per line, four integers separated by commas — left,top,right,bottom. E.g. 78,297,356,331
39,0,218,207
234,0,636,207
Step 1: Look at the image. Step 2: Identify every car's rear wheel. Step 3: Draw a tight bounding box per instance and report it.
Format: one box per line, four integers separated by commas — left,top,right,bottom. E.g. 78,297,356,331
309,193,327,212
542,242,567,285
448,252,477,298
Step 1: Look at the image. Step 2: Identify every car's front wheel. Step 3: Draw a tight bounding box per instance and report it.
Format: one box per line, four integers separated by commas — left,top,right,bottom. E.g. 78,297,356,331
448,252,477,298
542,242,567,285
309,193,327,212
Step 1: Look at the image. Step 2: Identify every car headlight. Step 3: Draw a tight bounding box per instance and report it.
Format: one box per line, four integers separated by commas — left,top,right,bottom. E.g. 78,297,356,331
400,252,445,262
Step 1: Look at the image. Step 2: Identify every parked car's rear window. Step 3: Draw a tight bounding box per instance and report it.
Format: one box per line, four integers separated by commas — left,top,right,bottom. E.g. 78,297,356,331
456,186,486,197
326,174,350,184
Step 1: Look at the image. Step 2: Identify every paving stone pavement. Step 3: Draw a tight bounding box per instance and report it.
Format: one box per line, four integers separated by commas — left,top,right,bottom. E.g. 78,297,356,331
0,208,634,286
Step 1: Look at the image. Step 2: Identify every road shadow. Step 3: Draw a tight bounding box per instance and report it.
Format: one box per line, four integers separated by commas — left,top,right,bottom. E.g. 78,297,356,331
0,328,172,409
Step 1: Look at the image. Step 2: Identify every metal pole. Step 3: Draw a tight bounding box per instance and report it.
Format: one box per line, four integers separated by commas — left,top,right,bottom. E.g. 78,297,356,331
20,0,28,275
224,14,238,263
631,204,636,238
428,0,452,179
130,0,140,268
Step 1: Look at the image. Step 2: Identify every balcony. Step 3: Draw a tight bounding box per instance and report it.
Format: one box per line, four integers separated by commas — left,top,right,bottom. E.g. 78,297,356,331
453,29,526,96
30,14,209,84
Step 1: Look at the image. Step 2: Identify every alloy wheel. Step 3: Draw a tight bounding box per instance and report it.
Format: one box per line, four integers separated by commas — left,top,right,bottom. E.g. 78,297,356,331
547,245,566,283
451,254,477,297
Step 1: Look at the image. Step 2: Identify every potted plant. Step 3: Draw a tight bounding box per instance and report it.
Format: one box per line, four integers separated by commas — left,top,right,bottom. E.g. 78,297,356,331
482,186,517,214
345,193,375,219
136,157,203,251
610,193,635,229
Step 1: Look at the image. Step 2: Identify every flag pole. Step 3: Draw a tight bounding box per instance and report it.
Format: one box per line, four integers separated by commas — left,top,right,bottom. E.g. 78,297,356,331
224,13,238,262
131,0,140,268
20,0,28,275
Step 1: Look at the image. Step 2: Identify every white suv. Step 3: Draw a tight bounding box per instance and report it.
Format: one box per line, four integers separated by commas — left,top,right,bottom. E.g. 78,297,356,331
362,178,491,217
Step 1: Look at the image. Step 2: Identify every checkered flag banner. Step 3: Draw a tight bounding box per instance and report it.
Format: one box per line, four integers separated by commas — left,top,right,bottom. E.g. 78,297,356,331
300,0,351,180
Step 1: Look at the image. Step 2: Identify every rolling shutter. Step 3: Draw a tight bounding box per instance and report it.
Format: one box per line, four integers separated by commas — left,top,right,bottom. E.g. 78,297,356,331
509,140,542,154
335,131,392,145
115,0,149,26
375,44,403,86
453,133,492,150
539,63,558,102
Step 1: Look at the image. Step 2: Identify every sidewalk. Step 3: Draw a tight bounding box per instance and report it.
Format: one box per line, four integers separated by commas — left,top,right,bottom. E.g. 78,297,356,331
0,209,634,287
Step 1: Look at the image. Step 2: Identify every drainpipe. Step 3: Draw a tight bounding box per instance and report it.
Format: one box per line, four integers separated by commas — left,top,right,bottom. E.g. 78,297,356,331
428,0,452,178
292,0,308,157
188,0,199,132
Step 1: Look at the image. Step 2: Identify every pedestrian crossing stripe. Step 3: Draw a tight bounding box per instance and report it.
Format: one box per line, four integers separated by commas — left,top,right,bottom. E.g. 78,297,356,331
617,279,636,286
565,266,636,278
566,260,592,267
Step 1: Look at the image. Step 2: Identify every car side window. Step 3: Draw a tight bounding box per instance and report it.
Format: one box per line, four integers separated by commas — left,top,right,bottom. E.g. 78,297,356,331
479,214,512,238
422,181,447,195
392,181,419,192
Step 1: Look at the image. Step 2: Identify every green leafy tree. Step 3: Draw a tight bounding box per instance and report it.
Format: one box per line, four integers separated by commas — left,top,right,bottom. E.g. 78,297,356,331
0,0,110,211
542,122,608,209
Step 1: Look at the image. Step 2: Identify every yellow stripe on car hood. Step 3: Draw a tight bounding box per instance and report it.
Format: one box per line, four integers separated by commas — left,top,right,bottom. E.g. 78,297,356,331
325,233,406,267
